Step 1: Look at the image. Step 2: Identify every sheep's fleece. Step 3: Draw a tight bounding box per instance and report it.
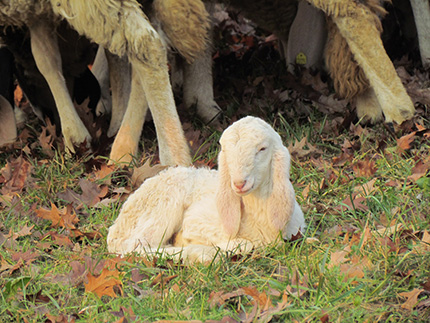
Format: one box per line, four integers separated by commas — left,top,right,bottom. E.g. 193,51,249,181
107,116,305,262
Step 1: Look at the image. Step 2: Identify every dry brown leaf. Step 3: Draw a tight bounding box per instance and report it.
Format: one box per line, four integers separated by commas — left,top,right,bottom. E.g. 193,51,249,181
11,249,40,264
38,126,55,158
328,250,349,268
288,137,321,159
35,203,79,230
57,179,109,208
399,288,424,310
11,224,34,240
352,159,377,178
407,159,430,183
340,263,365,281
45,313,73,323
301,183,311,199
337,195,369,213
396,132,416,153
0,257,23,274
131,160,167,188
353,178,377,196
373,223,404,236
0,156,33,195
93,164,116,183
150,273,178,287
85,267,122,298
412,231,430,254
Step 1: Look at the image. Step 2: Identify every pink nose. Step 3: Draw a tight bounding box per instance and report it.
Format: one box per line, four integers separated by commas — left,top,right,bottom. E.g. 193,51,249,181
234,180,246,190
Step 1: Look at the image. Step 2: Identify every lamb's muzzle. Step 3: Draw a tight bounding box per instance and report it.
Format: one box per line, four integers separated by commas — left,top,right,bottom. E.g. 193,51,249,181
107,116,305,263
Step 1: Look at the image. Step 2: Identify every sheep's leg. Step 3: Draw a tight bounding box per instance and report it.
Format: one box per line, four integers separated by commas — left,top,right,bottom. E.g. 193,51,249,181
109,67,147,163
52,1,191,166
183,42,222,126
91,48,131,137
409,0,430,68
132,60,191,166
308,0,415,124
106,51,131,137
182,3,222,126
29,21,91,152
91,47,112,117
0,95,17,146
286,1,326,72
355,87,383,123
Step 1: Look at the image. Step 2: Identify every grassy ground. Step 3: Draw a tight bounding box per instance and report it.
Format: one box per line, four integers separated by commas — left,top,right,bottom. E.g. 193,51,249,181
2,12,430,323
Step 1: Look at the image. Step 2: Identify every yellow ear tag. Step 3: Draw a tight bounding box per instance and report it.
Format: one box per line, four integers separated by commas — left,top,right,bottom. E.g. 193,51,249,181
296,52,307,65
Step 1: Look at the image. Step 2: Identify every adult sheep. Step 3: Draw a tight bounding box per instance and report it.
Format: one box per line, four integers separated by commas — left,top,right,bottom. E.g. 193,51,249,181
0,0,209,165
107,116,305,263
197,0,415,124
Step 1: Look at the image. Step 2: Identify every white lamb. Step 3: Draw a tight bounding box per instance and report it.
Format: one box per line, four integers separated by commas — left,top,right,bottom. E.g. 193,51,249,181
107,116,305,262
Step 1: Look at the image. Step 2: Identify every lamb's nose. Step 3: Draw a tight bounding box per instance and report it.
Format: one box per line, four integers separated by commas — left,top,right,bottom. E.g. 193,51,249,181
234,180,246,190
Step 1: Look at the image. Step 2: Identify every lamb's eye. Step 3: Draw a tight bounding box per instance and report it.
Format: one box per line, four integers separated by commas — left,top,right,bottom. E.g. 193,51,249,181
258,147,267,152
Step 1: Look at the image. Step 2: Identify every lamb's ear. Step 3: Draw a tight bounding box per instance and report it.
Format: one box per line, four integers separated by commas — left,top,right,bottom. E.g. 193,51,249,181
216,149,242,238
268,146,296,231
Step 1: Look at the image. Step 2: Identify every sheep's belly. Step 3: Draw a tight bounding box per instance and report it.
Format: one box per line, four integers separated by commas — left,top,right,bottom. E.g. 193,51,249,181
0,1,55,26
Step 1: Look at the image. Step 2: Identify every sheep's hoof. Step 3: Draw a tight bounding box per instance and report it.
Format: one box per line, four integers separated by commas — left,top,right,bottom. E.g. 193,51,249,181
381,101,415,125
63,127,92,154
197,103,224,129
355,89,383,124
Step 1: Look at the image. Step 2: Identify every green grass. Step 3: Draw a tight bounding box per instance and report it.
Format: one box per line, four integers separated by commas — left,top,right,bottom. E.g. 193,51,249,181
1,108,429,322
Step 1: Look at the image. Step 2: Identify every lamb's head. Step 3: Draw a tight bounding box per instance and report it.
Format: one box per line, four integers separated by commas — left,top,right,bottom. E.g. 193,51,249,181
218,116,289,196
217,116,295,238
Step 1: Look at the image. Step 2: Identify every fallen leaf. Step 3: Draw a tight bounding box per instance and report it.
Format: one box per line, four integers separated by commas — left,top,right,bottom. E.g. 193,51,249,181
35,203,79,230
131,160,168,188
11,249,40,264
11,224,34,240
328,250,349,268
352,159,377,178
399,288,424,310
57,179,109,208
353,178,377,196
0,156,33,195
93,164,116,183
150,273,178,287
337,195,369,213
288,137,321,159
38,126,55,158
397,132,416,153
84,267,122,298
407,159,430,183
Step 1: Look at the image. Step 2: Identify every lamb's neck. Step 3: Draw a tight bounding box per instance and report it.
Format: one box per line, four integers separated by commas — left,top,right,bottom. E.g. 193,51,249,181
242,190,271,213
239,192,279,244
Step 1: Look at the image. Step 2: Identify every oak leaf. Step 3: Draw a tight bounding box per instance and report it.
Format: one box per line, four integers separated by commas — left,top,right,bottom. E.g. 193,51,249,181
0,156,33,195
399,288,424,310
84,267,122,298
396,132,416,153
131,160,167,188
57,179,109,208
35,203,79,230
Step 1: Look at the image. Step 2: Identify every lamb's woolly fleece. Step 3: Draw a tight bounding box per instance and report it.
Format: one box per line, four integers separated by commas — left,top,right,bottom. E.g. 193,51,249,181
107,116,305,262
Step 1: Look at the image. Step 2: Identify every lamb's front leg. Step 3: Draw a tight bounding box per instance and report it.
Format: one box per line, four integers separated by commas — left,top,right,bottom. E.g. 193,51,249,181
29,20,91,152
